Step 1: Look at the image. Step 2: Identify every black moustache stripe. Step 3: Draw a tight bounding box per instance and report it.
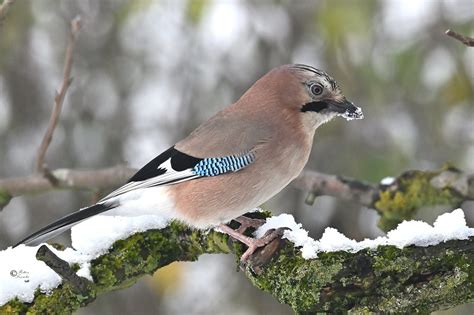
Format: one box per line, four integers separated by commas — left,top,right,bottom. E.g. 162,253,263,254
300,101,328,112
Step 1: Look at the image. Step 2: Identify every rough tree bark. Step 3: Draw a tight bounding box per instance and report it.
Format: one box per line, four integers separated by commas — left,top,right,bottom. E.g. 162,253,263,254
1,215,472,313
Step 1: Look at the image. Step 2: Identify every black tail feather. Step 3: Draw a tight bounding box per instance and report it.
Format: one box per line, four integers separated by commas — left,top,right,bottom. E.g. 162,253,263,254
13,203,116,247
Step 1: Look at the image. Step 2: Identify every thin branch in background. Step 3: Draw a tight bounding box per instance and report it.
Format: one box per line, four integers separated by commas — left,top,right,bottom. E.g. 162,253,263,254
0,165,136,199
291,170,379,207
0,0,15,26
35,16,82,174
445,29,474,47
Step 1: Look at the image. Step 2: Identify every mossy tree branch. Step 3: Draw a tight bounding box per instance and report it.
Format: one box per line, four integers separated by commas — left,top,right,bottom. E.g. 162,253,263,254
293,165,473,231
1,215,472,313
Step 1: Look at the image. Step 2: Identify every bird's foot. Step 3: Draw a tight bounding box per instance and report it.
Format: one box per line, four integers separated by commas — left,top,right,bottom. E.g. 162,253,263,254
239,228,285,263
233,215,266,234
218,223,285,264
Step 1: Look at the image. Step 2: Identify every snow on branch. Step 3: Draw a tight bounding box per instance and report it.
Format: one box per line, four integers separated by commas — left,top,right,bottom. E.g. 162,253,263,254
255,209,473,258
0,209,472,313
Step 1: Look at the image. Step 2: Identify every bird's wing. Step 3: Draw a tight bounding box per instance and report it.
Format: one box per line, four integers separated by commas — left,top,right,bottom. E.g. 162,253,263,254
103,103,274,202
100,146,256,201
15,138,260,246
175,104,274,157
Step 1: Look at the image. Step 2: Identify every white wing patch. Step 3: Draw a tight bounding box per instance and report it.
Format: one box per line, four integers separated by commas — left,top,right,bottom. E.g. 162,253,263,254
100,159,198,202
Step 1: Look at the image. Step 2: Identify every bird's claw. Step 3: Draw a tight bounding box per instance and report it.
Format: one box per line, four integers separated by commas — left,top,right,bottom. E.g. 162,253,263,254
218,218,286,265
233,215,267,234
239,227,285,264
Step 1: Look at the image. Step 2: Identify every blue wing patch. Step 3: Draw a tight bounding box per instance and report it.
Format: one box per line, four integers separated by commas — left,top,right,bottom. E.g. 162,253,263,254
193,152,255,176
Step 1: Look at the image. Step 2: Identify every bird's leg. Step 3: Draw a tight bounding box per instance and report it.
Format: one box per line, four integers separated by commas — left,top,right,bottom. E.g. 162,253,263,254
218,223,284,263
233,215,266,234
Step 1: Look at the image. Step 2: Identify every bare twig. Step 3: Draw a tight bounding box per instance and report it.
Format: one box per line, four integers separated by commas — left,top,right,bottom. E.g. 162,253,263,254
445,29,474,47
0,165,135,198
36,245,92,296
291,170,379,207
0,0,15,26
35,16,82,174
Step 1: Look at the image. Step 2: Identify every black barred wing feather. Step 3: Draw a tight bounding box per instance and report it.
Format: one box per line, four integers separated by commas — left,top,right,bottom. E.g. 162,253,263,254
193,153,255,176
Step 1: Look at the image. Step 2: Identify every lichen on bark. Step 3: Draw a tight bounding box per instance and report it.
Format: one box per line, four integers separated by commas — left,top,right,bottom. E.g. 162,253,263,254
1,216,471,314
245,238,473,313
374,168,464,231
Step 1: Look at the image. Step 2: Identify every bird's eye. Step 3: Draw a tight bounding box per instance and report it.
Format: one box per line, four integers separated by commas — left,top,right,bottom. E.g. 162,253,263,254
310,83,324,96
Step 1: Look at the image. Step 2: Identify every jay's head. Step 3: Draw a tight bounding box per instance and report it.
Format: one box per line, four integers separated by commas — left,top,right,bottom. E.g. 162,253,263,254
245,64,363,130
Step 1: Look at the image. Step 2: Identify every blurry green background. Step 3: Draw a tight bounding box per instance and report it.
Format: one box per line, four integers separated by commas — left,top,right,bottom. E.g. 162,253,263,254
0,0,472,314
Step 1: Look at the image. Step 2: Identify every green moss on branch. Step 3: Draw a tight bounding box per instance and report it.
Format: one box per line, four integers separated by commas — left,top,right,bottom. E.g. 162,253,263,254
246,238,473,313
293,166,471,232
1,216,472,313
374,168,465,231
0,222,234,314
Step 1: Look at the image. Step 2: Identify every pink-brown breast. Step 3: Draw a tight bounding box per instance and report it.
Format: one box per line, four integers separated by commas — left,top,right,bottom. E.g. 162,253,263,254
169,114,314,228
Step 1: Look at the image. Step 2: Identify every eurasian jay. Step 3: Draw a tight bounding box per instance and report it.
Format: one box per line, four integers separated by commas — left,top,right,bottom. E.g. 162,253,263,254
15,64,363,261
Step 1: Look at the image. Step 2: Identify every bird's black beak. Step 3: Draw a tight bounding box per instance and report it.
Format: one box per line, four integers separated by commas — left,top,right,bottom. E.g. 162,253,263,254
327,98,364,120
